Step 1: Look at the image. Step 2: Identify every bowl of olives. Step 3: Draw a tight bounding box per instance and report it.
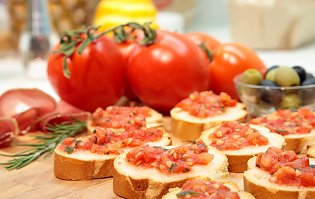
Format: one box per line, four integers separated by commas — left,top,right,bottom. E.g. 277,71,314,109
234,66,315,117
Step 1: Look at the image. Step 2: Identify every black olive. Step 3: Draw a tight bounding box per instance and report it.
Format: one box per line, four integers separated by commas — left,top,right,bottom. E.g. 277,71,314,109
306,73,314,80
259,80,281,105
260,80,277,87
302,77,315,86
292,66,307,83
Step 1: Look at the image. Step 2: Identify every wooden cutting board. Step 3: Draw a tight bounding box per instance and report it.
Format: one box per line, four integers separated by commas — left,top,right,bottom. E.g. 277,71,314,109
0,118,244,199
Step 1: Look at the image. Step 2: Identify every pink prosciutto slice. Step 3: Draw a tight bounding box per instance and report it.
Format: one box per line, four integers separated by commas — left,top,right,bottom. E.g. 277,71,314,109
0,118,18,148
0,88,57,118
0,88,90,139
0,88,57,134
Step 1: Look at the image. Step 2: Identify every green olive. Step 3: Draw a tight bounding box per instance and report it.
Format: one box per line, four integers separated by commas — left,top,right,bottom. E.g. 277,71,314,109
265,69,277,82
274,66,300,87
280,94,301,109
241,69,263,85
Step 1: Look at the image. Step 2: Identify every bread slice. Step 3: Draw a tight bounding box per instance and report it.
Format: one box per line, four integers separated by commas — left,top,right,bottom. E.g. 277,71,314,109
249,108,315,153
113,146,228,199
282,130,315,153
244,157,315,199
88,106,163,133
170,103,247,141
54,131,171,181
199,124,285,173
162,180,255,199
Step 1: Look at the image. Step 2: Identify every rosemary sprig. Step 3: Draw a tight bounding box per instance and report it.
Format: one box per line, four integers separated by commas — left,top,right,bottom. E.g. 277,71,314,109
0,121,87,170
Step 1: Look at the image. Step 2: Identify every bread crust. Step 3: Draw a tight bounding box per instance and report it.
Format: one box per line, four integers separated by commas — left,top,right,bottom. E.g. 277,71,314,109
54,132,171,181
54,151,114,180
170,103,247,141
113,169,188,199
199,124,285,173
307,145,315,158
283,131,315,153
244,157,315,199
113,147,228,199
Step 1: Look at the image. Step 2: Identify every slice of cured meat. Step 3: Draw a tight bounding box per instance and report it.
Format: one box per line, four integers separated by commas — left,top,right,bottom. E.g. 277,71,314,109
0,118,18,148
0,88,90,147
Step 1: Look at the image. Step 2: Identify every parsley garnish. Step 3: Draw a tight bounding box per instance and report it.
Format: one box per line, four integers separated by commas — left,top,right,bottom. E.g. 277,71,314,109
169,163,177,172
65,146,75,154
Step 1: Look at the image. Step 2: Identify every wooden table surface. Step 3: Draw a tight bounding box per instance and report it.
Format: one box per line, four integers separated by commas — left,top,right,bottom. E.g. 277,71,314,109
0,118,244,199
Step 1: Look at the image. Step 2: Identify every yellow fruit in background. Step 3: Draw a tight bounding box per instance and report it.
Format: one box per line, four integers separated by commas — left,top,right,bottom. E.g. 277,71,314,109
93,0,158,31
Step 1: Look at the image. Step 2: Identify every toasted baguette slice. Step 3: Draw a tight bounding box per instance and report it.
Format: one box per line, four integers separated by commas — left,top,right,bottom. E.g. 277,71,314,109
249,108,315,153
54,132,171,181
282,130,315,153
170,103,247,141
199,124,285,173
113,147,228,199
244,157,315,199
163,181,255,199
87,106,164,133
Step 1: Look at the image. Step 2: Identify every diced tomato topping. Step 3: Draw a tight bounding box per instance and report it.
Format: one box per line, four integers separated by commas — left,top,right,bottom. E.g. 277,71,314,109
91,106,151,129
256,147,315,187
176,91,237,118
126,141,213,174
59,126,163,155
62,137,75,145
176,179,240,199
250,108,315,135
209,121,268,150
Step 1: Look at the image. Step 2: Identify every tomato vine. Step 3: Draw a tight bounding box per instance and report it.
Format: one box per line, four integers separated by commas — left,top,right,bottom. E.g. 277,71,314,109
54,22,157,79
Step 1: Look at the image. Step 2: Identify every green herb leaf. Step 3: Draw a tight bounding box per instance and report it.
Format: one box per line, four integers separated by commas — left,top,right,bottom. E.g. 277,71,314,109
176,190,200,197
0,121,86,170
169,162,177,172
65,146,74,154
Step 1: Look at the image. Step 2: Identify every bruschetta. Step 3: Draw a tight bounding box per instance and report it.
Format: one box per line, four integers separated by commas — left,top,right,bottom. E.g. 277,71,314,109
250,107,315,153
112,141,228,199
244,147,315,199
54,126,171,180
199,121,285,172
162,179,255,199
170,91,247,141
88,106,163,132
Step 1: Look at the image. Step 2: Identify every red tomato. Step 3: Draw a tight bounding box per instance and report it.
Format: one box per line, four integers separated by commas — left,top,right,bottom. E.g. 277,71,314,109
186,32,221,52
117,41,140,100
127,30,209,112
209,43,266,99
47,35,125,112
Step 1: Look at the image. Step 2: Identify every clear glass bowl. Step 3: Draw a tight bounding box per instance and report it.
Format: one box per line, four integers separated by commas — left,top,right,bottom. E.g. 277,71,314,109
234,74,315,117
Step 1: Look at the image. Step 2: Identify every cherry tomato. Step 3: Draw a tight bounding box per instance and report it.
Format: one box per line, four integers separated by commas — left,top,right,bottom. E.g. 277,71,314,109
209,43,266,99
186,32,221,52
48,35,125,112
127,30,209,112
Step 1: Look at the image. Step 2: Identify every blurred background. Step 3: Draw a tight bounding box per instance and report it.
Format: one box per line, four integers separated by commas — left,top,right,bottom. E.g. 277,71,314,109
0,0,315,89
1,0,230,54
